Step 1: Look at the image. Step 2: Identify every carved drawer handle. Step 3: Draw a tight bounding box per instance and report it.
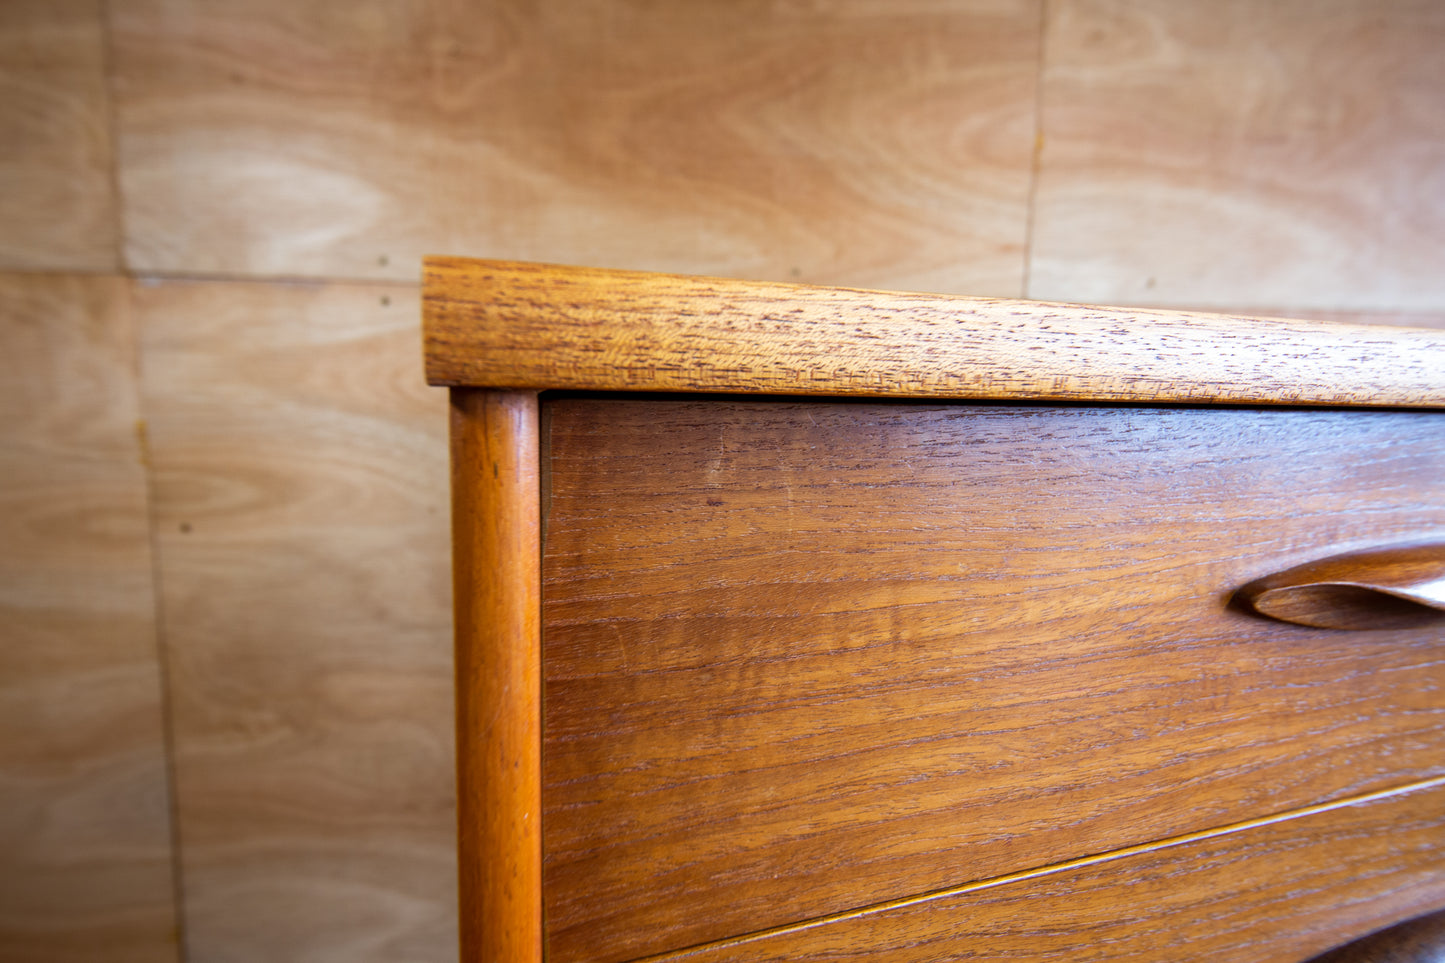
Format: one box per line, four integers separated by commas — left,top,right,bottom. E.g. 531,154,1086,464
1235,543,1445,630
1301,906,1445,962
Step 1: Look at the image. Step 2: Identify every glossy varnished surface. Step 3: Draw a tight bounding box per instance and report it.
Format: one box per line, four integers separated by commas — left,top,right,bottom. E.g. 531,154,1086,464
450,391,542,963
1305,907,1445,963
424,259,1445,406
1237,543,1445,630
5,1,1444,960
541,398,1445,963
663,780,1445,963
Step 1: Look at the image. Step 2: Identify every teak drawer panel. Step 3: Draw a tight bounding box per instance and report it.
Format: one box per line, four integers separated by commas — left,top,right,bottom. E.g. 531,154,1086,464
670,779,1445,963
540,398,1445,963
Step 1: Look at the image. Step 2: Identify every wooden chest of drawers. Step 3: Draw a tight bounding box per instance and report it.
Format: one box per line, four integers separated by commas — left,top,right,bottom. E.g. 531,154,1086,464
424,258,1445,963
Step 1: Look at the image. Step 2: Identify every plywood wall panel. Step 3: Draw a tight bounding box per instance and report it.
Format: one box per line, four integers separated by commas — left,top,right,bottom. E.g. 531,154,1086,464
111,0,1040,295
0,2,119,271
1029,0,1445,311
135,279,455,963
0,274,178,963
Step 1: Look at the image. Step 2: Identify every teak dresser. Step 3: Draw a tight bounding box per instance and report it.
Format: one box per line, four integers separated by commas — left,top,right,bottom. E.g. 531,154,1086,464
423,258,1445,963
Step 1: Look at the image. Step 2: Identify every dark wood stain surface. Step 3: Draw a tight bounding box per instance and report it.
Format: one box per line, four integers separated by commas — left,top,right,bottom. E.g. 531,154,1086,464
1304,905,1445,963
1236,542,1445,630
540,398,1445,963
662,779,1445,963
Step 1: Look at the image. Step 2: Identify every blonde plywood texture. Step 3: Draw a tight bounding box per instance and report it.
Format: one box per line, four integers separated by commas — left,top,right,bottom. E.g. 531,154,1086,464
1030,0,1445,311
0,275,178,963
110,0,1040,294
0,1,119,271
6,0,1445,961
135,280,456,962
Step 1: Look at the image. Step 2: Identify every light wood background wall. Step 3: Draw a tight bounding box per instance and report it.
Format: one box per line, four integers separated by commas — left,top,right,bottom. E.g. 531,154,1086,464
2,1,1442,960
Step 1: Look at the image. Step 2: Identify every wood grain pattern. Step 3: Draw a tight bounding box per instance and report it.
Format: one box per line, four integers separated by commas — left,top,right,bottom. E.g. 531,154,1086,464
424,259,1445,405
0,274,178,962
1237,543,1445,630
0,1,119,271
450,390,541,963
1305,907,1445,963
1199,307,1445,333
541,397,1445,963
1029,0,1445,311
135,279,457,963
110,0,1038,293
657,779,1445,963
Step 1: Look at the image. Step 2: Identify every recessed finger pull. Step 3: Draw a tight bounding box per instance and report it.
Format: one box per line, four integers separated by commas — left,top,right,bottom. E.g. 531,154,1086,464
1235,543,1445,630
1301,906,1445,962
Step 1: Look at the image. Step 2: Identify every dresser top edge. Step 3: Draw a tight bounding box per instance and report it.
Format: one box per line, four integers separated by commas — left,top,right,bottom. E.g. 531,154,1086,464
422,257,1445,408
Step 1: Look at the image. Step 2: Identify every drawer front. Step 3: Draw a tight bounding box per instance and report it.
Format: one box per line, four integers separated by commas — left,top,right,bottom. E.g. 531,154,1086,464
540,399,1445,963
669,780,1445,963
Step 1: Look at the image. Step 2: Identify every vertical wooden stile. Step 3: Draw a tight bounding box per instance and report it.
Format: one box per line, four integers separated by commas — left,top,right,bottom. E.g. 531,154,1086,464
450,389,542,963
